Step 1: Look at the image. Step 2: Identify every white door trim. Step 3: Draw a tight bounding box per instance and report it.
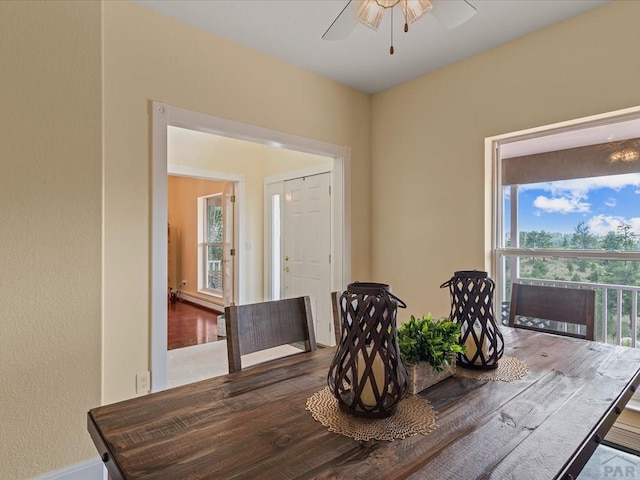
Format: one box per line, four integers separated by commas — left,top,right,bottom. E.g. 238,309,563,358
151,101,351,392
264,164,333,185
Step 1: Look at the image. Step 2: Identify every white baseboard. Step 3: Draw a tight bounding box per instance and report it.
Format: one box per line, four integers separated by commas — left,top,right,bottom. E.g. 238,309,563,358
606,407,640,453
625,391,640,412
31,457,104,480
179,292,224,310
606,424,640,453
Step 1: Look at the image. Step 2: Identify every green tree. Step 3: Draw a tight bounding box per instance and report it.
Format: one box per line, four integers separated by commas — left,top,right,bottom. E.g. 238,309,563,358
617,222,637,250
572,221,597,249
602,231,622,250
576,258,589,272
601,223,637,251
520,230,553,248
537,230,553,248
207,204,223,242
531,259,549,278
518,231,526,247
522,231,539,248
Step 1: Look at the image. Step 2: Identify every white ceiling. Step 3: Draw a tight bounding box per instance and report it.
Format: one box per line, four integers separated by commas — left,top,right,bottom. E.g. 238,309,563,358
133,0,609,95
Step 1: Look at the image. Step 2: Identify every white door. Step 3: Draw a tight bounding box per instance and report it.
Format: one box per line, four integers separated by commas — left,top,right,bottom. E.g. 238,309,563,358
283,173,332,345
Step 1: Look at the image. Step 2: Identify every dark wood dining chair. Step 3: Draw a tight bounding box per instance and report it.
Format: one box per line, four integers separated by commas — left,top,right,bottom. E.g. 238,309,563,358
508,282,596,341
331,291,341,345
225,296,317,373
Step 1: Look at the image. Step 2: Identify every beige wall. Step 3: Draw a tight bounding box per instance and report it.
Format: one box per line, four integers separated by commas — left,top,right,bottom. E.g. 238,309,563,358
371,1,640,321
0,1,102,478
103,0,371,404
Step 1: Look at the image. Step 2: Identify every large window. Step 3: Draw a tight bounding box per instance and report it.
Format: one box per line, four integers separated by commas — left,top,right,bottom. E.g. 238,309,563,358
201,194,224,296
495,130,640,345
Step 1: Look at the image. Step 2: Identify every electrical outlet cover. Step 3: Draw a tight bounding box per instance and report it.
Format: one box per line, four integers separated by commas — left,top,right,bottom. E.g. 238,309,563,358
136,371,150,394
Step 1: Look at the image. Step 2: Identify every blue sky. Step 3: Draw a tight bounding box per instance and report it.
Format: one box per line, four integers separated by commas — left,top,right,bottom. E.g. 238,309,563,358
505,173,640,235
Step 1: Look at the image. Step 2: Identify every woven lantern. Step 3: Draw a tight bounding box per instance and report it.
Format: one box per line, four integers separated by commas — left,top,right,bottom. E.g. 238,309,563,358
441,270,504,370
327,282,409,418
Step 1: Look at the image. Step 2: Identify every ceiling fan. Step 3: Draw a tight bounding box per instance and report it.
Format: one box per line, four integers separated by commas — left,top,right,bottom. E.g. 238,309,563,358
322,0,477,54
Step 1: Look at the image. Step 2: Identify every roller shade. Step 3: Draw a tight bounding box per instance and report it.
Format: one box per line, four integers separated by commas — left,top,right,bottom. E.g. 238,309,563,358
502,138,640,186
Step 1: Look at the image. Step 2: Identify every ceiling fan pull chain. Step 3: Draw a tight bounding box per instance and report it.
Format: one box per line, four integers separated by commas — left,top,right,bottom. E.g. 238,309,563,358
390,6,394,54
403,0,409,32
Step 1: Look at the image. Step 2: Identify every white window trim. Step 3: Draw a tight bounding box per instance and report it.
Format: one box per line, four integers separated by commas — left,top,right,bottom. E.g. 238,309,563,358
485,105,640,305
198,194,224,298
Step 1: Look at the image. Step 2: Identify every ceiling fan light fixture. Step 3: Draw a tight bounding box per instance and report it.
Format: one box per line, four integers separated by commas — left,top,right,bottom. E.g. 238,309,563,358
324,0,476,42
357,0,432,31
609,148,640,164
357,0,390,30
400,0,433,25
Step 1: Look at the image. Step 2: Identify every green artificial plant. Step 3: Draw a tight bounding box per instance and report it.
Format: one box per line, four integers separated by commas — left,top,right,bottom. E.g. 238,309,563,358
398,313,465,372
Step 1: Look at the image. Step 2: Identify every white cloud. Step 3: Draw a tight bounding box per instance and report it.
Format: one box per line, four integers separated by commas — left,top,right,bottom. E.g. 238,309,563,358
587,215,640,236
519,173,640,218
588,215,623,235
533,195,590,214
520,173,640,199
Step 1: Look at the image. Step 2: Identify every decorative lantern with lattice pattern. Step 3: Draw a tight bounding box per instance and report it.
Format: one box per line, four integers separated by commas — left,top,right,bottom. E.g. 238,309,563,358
441,270,504,370
327,282,409,418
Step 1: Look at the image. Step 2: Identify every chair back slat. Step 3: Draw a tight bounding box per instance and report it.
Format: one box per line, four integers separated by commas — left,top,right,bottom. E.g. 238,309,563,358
225,296,317,373
508,283,595,341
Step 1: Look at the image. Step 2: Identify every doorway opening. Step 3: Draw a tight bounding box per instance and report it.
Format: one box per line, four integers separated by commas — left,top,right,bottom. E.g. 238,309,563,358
151,102,351,391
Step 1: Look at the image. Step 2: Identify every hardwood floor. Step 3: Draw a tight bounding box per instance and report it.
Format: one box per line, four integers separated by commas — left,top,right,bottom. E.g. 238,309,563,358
168,301,224,350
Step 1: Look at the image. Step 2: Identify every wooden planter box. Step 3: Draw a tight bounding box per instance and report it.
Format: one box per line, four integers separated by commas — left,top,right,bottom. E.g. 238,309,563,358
407,362,456,394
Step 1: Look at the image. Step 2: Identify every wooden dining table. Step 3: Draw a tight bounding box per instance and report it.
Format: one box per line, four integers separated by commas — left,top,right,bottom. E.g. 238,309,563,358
88,327,640,480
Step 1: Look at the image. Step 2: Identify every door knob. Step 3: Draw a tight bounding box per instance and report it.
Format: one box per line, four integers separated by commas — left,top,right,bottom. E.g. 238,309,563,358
284,266,290,272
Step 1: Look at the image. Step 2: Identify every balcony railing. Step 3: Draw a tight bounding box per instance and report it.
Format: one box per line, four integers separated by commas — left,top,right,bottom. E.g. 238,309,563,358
502,278,640,347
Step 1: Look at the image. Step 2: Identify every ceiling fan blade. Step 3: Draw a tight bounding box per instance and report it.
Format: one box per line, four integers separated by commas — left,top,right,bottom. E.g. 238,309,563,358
430,0,477,29
322,0,361,41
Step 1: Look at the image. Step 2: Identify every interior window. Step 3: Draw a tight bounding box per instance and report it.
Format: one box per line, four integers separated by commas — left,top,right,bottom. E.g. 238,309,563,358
201,194,224,296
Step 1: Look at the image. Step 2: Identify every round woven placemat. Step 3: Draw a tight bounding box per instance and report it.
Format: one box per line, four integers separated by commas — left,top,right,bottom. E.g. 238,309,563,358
306,388,438,441
454,356,528,381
